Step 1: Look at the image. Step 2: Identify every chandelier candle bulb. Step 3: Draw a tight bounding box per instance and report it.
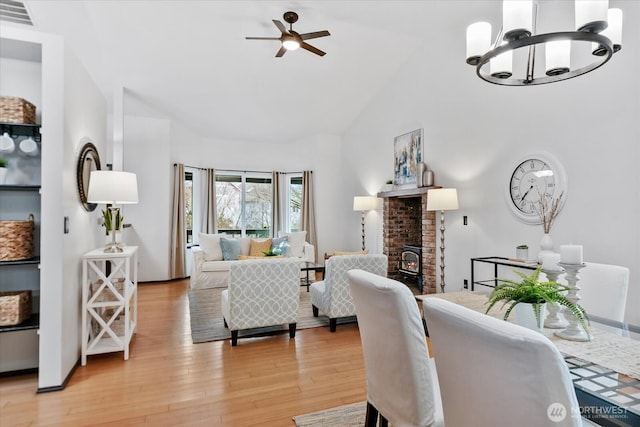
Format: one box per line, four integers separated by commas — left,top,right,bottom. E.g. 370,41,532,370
546,40,571,76
541,253,562,272
575,0,609,33
503,0,533,40
560,245,583,265
593,8,623,55
490,49,513,79
466,22,492,65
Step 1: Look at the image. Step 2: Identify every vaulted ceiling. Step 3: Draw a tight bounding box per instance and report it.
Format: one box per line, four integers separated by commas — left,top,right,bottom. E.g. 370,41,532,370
24,1,498,143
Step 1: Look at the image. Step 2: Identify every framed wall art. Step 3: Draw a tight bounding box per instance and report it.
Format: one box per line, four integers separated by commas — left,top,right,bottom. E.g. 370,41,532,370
394,128,423,186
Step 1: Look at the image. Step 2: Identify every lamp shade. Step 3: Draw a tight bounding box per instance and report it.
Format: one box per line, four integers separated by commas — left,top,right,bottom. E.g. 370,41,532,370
87,170,139,204
353,196,378,211
426,188,459,211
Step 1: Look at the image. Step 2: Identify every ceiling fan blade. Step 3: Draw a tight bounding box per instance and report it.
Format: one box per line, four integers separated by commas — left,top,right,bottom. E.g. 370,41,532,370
301,42,326,57
272,19,289,34
246,37,281,40
300,30,330,40
275,45,287,57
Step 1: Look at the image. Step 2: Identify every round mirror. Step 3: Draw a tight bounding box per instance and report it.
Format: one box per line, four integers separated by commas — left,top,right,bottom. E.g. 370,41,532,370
76,141,101,211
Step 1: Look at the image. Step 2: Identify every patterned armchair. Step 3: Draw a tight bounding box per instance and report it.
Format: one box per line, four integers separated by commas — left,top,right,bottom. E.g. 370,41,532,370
221,258,301,346
310,254,388,332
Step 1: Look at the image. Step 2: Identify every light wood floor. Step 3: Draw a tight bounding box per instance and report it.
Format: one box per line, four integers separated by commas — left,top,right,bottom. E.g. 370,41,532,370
0,279,370,426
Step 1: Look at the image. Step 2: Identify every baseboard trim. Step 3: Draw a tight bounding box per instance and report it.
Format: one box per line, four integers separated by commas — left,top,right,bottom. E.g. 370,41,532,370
0,367,38,378
36,359,79,394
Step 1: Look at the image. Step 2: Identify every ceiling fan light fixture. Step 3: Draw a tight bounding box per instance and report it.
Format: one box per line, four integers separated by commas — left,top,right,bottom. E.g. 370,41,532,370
282,37,300,51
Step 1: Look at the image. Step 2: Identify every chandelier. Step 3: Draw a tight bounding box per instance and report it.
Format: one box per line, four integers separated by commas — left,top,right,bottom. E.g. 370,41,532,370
466,1,623,86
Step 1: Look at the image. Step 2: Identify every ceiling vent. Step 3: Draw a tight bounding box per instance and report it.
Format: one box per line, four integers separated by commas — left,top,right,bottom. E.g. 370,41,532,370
0,0,33,26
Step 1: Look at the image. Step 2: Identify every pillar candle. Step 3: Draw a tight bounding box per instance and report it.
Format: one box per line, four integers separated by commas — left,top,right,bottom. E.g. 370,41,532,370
560,245,583,264
541,253,561,271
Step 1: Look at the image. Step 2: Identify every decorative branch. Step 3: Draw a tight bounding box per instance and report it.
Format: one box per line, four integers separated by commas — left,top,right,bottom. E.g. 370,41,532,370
537,191,564,234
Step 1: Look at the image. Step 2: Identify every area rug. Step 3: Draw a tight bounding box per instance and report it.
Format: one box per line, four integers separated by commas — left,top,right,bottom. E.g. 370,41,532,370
187,287,357,343
292,402,366,427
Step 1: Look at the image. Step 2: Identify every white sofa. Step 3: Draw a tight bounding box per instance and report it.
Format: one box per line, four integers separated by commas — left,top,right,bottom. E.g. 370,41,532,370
190,232,315,289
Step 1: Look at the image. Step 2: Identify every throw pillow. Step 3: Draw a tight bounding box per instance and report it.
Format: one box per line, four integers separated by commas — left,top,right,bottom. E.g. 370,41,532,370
249,238,272,257
219,237,241,261
278,231,307,258
198,233,225,261
271,236,289,256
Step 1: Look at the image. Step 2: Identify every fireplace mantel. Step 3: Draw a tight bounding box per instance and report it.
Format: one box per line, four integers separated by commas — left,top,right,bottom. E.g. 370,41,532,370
377,185,441,198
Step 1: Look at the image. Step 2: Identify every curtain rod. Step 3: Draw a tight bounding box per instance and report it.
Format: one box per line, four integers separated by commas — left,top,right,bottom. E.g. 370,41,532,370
174,163,311,175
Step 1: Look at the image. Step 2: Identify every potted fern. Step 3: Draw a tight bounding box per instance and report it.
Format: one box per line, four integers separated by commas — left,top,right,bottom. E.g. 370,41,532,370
485,267,589,333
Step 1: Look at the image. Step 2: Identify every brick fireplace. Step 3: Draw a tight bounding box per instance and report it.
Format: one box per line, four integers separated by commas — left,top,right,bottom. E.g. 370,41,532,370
378,187,439,294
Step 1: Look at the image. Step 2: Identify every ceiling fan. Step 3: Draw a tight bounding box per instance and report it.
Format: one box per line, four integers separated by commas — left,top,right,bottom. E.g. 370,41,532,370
246,11,330,57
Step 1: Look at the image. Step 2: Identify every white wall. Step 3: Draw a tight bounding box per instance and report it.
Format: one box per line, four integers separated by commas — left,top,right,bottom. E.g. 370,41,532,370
123,115,171,282
62,44,108,385
341,3,640,325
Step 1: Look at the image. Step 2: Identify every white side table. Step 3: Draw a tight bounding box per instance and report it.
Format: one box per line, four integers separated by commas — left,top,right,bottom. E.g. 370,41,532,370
81,246,138,366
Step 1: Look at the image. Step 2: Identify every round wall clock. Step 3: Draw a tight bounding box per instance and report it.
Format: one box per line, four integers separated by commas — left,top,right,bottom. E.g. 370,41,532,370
76,140,101,212
506,152,568,224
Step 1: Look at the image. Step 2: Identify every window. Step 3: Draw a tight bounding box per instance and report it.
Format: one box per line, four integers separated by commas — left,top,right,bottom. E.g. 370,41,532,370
287,175,302,232
216,172,272,237
185,171,193,244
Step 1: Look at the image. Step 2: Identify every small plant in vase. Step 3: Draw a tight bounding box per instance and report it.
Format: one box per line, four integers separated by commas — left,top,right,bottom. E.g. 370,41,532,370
262,249,279,257
516,244,529,261
101,208,123,235
485,267,589,333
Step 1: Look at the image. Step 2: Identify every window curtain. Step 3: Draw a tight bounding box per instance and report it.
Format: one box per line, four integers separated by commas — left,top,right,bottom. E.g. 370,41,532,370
170,163,186,279
302,170,317,262
202,168,216,233
272,171,282,237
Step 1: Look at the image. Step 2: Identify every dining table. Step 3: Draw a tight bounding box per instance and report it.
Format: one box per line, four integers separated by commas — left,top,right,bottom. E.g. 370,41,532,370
416,291,640,427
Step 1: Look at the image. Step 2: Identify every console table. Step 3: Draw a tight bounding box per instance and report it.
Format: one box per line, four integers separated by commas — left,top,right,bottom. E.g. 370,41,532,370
470,256,539,290
81,246,138,365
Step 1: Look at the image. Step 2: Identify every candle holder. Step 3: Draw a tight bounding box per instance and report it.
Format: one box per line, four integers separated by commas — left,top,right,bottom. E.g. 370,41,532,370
555,262,591,342
543,268,568,329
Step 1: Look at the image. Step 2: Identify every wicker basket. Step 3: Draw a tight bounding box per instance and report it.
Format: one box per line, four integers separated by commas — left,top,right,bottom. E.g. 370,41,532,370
0,290,32,326
90,278,125,302
0,96,36,124
0,214,35,261
91,308,125,337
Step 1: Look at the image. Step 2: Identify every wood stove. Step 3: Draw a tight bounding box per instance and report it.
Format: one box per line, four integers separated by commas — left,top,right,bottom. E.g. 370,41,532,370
399,245,423,292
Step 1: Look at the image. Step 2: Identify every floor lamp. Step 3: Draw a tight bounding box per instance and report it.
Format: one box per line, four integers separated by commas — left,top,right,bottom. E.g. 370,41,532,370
87,170,139,252
426,188,459,293
353,196,378,251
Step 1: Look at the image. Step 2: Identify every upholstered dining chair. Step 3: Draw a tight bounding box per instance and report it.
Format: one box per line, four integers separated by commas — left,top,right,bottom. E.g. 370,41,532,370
347,269,444,427
221,258,300,346
559,262,630,322
423,297,584,427
310,254,387,332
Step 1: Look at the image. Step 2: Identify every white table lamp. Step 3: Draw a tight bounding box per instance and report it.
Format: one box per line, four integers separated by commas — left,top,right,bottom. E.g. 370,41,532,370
426,188,459,292
88,170,139,252
353,196,378,251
